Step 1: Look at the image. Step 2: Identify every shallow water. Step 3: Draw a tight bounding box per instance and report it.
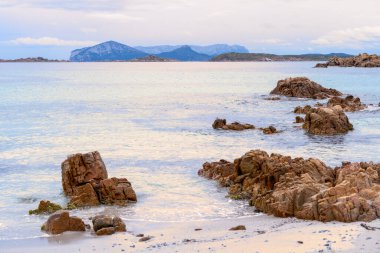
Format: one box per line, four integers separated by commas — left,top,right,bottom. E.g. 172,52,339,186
0,62,379,240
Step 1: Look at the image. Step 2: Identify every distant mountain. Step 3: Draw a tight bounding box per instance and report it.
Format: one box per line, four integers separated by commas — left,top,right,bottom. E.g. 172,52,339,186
135,44,249,56
0,57,66,62
210,53,354,62
156,46,212,61
70,41,148,62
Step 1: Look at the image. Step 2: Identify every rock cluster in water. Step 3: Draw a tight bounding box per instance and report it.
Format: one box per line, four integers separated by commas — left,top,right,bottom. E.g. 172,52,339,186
62,151,137,207
302,106,353,135
198,149,380,222
212,118,255,131
270,77,342,99
315,53,380,68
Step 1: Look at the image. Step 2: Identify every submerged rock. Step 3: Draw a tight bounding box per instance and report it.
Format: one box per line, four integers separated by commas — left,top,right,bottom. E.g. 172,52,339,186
92,215,126,236
261,126,278,134
302,106,353,135
62,151,137,207
270,77,342,99
198,149,380,222
42,210,85,234
212,118,254,131
29,200,62,215
315,53,380,68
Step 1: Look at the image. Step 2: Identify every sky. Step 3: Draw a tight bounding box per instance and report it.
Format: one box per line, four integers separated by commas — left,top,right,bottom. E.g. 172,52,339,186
0,0,380,59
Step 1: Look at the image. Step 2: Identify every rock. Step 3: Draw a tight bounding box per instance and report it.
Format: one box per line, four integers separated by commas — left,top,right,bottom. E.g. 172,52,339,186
62,151,137,207
61,151,108,196
96,227,115,236
212,118,254,131
94,177,137,205
294,105,313,114
315,54,380,68
326,95,367,112
69,183,100,207
42,210,85,235
198,159,235,186
261,126,278,134
295,116,304,123
139,236,153,242
264,96,281,100
92,215,126,236
302,106,353,135
270,77,342,99
199,149,380,222
314,63,328,68
229,225,246,231
29,200,62,215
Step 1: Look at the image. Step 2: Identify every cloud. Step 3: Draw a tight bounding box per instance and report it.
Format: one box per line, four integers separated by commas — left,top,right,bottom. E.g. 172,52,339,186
9,37,97,46
311,26,380,46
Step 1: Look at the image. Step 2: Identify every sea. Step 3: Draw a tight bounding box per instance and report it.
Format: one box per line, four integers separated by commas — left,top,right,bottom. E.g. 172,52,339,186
0,62,379,240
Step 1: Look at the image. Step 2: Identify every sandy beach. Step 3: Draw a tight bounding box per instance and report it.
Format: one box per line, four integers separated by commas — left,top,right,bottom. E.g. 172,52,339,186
2,215,379,253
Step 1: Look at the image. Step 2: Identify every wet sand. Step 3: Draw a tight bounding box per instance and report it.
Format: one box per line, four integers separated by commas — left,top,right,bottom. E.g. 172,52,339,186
2,215,379,253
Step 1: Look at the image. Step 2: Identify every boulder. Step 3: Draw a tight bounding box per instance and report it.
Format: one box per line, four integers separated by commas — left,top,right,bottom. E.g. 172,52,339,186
261,126,278,134
295,116,304,123
29,200,62,215
212,118,254,131
326,95,367,112
62,151,137,207
92,215,126,236
199,150,380,222
42,210,85,235
270,77,342,99
302,106,353,135
315,54,380,68
93,177,137,205
294,105,313,114
69,183,100,208
62,151,108,196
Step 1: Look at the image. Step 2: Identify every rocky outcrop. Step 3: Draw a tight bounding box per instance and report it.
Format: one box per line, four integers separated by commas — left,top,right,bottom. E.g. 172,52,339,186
62,151,137,207
198,159,234,187
315,53,380,68
326,95,367,112
42,211,85,234
198,149,380,222
92,215,126,236
270,77,342,99
302,106,353,135
29,200,62,215
212,118,254,131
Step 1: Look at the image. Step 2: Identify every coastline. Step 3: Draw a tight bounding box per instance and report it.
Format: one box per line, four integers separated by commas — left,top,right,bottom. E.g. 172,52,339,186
2,215,379,253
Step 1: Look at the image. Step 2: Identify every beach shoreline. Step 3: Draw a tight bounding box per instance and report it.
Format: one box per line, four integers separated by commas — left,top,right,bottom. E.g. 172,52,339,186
2,215,379,253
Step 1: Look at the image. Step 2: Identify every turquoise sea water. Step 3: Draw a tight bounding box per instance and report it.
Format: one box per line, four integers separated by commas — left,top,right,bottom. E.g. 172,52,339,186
0,62,379,240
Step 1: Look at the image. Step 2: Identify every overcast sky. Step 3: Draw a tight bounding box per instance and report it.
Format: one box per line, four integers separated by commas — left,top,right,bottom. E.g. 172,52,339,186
1,0,380,59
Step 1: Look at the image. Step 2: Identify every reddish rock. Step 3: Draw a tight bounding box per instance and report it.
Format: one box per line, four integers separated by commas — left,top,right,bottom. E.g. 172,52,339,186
62,151,137,207
270,77,342,99
212,118,254,131
315,54,380,68
294,105,313,114
199,150,380,222
198,159,235,186
42,211,85,235
62,151,108,196
69,183,100,207
326,95,367,112
295,116,304,123
93,177,137,205
92,215,126,236
302,106,353,135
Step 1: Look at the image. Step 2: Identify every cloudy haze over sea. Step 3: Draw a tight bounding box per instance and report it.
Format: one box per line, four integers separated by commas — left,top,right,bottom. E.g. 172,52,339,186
1,0,380,59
